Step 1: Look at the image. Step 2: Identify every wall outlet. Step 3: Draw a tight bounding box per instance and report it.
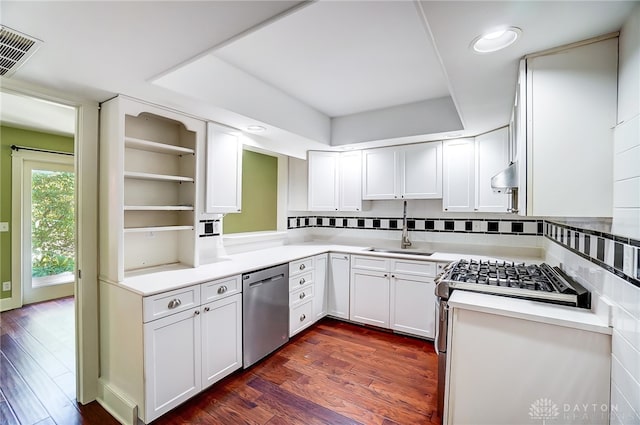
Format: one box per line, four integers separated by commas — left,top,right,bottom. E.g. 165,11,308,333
0,222,8,232
2,281,11,291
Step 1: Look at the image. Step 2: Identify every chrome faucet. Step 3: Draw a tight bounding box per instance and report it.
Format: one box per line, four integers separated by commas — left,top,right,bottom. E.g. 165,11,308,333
401,200,412,249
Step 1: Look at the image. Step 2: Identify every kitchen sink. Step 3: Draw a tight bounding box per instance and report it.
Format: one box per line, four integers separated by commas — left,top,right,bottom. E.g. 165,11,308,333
366,248,433,257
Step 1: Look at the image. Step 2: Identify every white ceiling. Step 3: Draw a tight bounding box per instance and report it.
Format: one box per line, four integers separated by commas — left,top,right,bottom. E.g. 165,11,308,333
1,1,637,153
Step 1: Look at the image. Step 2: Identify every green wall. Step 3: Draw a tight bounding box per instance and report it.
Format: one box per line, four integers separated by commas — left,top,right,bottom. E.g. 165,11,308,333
223,149,278,234
0,125,74,299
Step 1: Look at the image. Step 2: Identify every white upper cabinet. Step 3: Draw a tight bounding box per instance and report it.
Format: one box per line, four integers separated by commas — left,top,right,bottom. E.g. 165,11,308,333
475,127,509,212
205,123,242,214
338,150,362,211
523,38,617,217
362,141,442,200
362,147,397,199
308,151,362,211
400,142,443,199
443,139,476,212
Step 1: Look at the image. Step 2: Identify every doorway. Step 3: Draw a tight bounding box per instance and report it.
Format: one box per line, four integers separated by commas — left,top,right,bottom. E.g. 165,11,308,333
17,151,75,304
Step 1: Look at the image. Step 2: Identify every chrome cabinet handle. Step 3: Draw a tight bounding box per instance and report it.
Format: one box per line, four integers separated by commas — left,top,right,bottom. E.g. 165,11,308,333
217,285,227,294
299,278,305,285
300,314,306,322
204,307,210,312
167,299,182,309
299,264,306,271
299,292,306,299
194,310,200,316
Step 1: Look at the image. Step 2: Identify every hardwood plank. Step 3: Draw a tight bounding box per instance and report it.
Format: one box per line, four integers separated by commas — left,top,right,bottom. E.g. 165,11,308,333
0,334,84,425
0,351,50,425
0,399,20,425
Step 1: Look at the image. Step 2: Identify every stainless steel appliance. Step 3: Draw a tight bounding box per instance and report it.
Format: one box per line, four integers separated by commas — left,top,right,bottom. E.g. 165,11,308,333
242,263,289,368
434,259,591,416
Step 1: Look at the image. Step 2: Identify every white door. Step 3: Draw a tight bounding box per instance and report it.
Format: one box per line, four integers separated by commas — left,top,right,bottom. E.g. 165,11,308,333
339,151,362,211
201,293,242,389
308,151,339,211
327,253,350,319
15,153,75,305
400,142,443,199
143,308,202,423
362,147,397,199
313,254,328,321
475,128,509,212
390,274,435,338
205,122,242,213
443,139,476,212
349,270,390,328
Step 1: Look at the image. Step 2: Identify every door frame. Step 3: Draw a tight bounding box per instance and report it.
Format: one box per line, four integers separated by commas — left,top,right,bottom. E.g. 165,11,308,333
13,150,76,305
0,80,100,405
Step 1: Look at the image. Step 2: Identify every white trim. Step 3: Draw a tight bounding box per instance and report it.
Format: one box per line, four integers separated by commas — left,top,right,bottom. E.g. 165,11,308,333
0,80,100,405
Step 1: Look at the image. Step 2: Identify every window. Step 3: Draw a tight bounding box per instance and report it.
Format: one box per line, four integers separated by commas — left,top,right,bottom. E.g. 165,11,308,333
223,149,278,234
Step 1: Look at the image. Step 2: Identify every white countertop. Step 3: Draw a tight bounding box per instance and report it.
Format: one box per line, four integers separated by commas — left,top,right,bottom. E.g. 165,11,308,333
112,242,543,296
448,290,612,335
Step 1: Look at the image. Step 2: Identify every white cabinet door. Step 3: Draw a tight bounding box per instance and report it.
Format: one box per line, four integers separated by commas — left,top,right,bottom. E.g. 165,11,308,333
390,274,435,338
349,270,390,328
308,151,339,211
143,308,201,423
400,142,442,199
313,254,328,321
362,147,397,200
201,293,242,390
205,123,242,213
443,139,476,212
339,151,362,211
475,128,509,212
328,253,350,319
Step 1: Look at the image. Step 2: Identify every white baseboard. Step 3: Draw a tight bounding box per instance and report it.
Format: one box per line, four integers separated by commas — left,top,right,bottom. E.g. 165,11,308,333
97,379,138,425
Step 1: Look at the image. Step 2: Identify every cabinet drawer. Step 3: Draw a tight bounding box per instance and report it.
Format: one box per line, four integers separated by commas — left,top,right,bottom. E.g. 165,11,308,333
201,275,241,303
351,255,390,272
392,260,436,277
289,271,314,291
289,257,314,276
290,284,314,308
143,285,201,323
290,299,314,336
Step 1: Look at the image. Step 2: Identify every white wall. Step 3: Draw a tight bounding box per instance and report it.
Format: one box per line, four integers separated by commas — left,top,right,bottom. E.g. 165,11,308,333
613,4,640,240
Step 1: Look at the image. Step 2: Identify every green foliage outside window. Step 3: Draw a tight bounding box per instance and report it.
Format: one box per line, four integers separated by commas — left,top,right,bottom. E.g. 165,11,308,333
31,170,75,277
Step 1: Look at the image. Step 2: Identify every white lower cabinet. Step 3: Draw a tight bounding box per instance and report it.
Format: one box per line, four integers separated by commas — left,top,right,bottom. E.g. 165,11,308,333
349,255,439,338
390,273,436,338
313,254,328,320
201,293,242,389
328,253,351,319
143,308,202,422
99,275,243,425
289,256,316,336
350,269,390,327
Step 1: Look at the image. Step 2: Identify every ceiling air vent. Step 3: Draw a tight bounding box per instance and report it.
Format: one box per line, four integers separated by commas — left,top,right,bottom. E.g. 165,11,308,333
0,26,42,77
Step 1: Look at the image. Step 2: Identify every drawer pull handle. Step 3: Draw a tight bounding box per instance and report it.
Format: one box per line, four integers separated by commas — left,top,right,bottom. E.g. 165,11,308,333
299,292,306,299
167,299,182,309
204,307,210,312
300,314,306,322
299,278,305,285
217,285,227,294
194,310,200,316
299,264,306,270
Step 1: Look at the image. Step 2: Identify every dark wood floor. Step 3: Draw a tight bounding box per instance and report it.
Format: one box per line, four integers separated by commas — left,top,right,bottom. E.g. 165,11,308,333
1,298,440,425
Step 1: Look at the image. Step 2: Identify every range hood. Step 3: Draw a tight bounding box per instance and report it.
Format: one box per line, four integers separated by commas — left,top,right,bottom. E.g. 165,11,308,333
491,161,518,194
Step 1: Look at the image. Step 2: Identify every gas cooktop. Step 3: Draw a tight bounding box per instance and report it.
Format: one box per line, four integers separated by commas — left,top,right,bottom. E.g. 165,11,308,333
435,259,591,309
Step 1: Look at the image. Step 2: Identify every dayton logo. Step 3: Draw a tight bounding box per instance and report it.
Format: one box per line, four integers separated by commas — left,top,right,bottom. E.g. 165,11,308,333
529,398,560,424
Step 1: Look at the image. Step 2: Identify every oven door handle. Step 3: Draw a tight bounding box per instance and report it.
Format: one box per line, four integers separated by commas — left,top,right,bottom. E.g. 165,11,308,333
435,300,448,355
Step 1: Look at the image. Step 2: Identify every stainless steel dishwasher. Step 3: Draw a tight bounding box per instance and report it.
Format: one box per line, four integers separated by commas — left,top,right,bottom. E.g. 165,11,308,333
242,263,289,368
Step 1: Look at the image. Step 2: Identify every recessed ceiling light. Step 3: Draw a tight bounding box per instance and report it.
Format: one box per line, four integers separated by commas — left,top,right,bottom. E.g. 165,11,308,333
246,125,266,132
471,27,521,54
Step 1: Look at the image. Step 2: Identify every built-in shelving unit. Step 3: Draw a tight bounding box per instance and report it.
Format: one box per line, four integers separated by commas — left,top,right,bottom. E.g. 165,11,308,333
100,95,205,281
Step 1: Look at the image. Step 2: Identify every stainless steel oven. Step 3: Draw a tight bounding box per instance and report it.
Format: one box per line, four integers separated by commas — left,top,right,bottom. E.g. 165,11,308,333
433,259,590,418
